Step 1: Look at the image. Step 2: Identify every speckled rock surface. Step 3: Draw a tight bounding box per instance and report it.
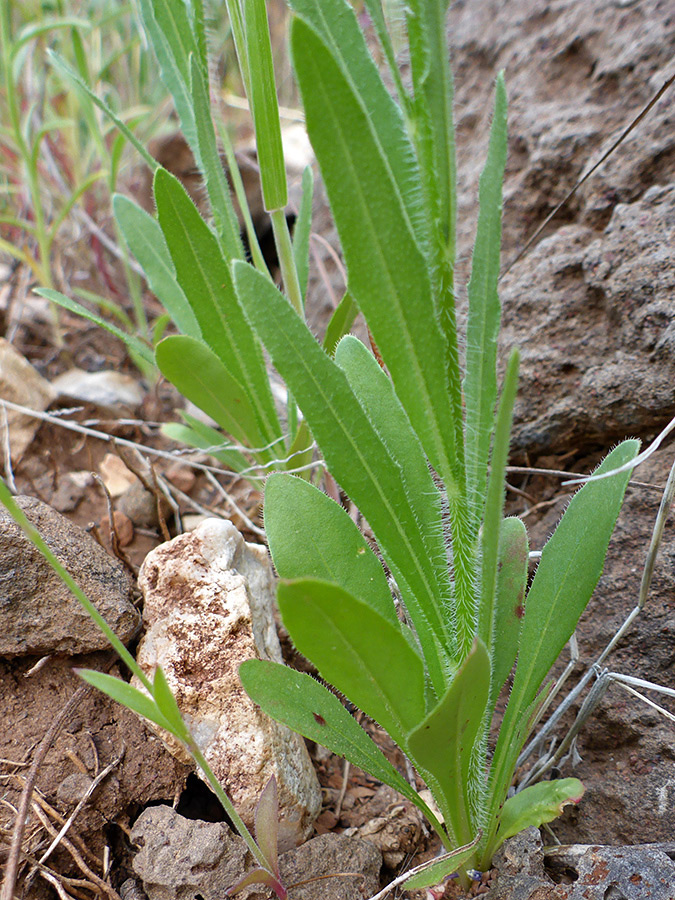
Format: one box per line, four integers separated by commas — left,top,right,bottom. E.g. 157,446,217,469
131,806,382,900
0,495,139,656
446,0,675,454
480,827,675,899
135,518,321,844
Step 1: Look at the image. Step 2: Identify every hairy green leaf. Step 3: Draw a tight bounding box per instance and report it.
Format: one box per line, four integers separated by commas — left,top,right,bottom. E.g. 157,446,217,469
265,473,397,626
234,261,453,693
476,350,519,661
408,639,490,846
287,0,428,248
495,779,584,847
153,168,280,445
464,73,508,536
487,439,639,834
113,195,200,338
136,0,198,151
335,335,453,640
290,16,459,492
322,292,358,356
239,659,439,825
489,516,528,712
278,579,426,744
156,335,269,454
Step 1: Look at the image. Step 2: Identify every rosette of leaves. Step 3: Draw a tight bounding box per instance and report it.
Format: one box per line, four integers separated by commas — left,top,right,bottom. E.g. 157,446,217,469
236,0,639,887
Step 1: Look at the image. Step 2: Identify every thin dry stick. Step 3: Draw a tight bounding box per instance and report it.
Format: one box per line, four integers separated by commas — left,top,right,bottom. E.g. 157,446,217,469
501,72,675,279
518,452,675,779
0,681,91,900
38,753,124,867
30,803,122,900
92,473,136,576
0,406,17,494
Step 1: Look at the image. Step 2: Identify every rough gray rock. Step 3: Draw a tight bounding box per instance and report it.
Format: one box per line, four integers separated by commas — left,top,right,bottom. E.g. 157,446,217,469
51,367,145,412
445,0,675,453
500,183,675,452
135,519,321,845
278,832,382,900
0,496,139,656
480,827,675,899
0,337,55,463
131,806,382,900
131,805,250,900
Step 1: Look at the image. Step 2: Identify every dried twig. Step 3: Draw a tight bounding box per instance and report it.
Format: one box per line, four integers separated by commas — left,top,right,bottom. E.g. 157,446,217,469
0,682,91,900
38,752,124,867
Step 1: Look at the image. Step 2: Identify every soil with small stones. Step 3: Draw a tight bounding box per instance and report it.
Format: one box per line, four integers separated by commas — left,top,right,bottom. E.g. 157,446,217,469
2,0,675,898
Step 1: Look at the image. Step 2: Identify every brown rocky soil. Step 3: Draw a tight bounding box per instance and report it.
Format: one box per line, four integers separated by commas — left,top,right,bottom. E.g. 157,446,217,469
2,0,675,898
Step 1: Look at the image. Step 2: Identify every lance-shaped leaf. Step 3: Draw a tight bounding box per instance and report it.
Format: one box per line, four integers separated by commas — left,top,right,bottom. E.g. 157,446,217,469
322,292,358,356
136,0,198,152
476,350,519,663
290,16,460,492
234,261,453,693
510,439,639,711
406,0,455,259
37,289,154,367
407,640,490,847
287,0,428,249
487,438,640,830
156,335,271,455
494,779,584,847
239,659,442,832
278,579,427,746
153,168,281,445
464,73,508,537
334,336,452,631
113,195,200,338
489,516,528,714
265,473,398,626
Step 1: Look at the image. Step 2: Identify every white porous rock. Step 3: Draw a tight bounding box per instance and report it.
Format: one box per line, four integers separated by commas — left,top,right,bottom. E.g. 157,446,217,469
135,518,321,845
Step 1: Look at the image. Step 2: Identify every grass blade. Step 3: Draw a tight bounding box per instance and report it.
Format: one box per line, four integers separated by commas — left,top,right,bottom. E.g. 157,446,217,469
37,288,154,366
244,0,287,211
190,56,244,261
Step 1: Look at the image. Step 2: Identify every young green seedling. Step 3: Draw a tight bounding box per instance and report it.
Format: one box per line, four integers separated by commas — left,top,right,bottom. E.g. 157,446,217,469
235,0,640,888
